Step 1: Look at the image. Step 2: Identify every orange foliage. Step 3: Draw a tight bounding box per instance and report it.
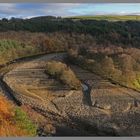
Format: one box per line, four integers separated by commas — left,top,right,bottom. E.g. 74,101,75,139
0,95,28,137
0,96,13,118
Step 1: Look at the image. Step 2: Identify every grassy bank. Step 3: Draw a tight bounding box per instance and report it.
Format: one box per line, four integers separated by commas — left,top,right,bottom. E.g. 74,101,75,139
0,39,38,65
0,95,37,136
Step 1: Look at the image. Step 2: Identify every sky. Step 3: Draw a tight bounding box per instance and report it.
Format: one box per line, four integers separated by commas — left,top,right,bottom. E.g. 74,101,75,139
1,3,140,19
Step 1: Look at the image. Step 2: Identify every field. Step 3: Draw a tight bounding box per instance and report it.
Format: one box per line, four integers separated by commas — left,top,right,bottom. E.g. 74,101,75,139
69,15,140,21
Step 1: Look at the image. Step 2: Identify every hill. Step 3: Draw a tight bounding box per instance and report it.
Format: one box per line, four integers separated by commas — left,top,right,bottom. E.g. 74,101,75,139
68,15,140,21
1,15,140,49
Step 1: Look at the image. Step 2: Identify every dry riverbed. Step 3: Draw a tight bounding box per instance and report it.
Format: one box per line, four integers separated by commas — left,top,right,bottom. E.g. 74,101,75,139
1,53,140,136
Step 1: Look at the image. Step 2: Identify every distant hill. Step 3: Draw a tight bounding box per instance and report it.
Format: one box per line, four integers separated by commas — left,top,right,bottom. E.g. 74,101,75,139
68,15,140,21
0,15,140,49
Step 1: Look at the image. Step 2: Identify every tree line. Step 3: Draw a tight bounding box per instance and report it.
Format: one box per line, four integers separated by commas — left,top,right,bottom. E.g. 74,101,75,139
0,16,140,47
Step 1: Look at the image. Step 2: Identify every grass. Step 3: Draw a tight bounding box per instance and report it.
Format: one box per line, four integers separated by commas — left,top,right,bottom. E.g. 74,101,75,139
0,95,37,136
68,15,140,21
14,107,37,136
0,39,38,65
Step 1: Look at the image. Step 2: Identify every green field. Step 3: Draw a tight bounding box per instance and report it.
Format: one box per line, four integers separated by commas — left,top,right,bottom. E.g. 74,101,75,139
68,15,140,21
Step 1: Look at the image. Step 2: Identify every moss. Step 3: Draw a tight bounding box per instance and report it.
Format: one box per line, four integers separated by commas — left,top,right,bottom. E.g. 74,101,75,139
14,107,37,136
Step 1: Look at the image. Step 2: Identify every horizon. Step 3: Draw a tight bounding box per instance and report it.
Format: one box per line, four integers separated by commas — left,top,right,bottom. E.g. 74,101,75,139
2,14,140,20
1,3,140,19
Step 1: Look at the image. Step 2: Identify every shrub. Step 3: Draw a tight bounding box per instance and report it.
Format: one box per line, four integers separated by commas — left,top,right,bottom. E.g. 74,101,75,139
68,47,140,90
45,61,81,89
0,39,38,64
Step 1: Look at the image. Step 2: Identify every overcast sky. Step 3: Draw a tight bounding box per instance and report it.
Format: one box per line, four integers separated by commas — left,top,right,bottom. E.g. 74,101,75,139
0,3,140,19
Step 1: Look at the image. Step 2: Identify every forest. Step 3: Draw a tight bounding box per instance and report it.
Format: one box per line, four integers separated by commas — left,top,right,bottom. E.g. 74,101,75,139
0,16,140,47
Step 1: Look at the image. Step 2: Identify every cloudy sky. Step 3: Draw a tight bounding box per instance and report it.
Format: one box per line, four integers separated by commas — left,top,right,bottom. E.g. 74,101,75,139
0,3,140,19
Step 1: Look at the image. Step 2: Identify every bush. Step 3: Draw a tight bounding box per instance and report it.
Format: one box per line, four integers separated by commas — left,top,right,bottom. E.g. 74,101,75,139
0,39,38,64
45,61,81,89
68,47,140,90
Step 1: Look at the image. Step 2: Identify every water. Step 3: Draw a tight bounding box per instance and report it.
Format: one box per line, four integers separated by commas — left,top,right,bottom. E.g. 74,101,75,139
81,83,92,106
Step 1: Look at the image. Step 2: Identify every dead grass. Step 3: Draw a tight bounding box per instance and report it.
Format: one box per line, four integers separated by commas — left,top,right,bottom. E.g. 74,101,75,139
0,61,25,76
0,94,37,136
21,105,56,135
28,89,56,101
12,85,44,101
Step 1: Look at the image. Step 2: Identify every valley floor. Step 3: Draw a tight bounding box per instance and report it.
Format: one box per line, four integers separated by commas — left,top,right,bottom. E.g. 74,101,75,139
1,52,140,136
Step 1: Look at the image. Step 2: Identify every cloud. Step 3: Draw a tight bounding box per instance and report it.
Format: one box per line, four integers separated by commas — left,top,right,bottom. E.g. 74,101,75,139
39,3,84,17
0,3,140,19
0,4,17,15
0,3,84,18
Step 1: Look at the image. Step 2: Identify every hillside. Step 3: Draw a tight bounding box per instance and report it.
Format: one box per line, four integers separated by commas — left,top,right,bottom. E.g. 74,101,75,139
0,16,140,48
67,46,140,91
0,94,37,136
2,53,140,136
69,15,140,21
1,15,140,136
